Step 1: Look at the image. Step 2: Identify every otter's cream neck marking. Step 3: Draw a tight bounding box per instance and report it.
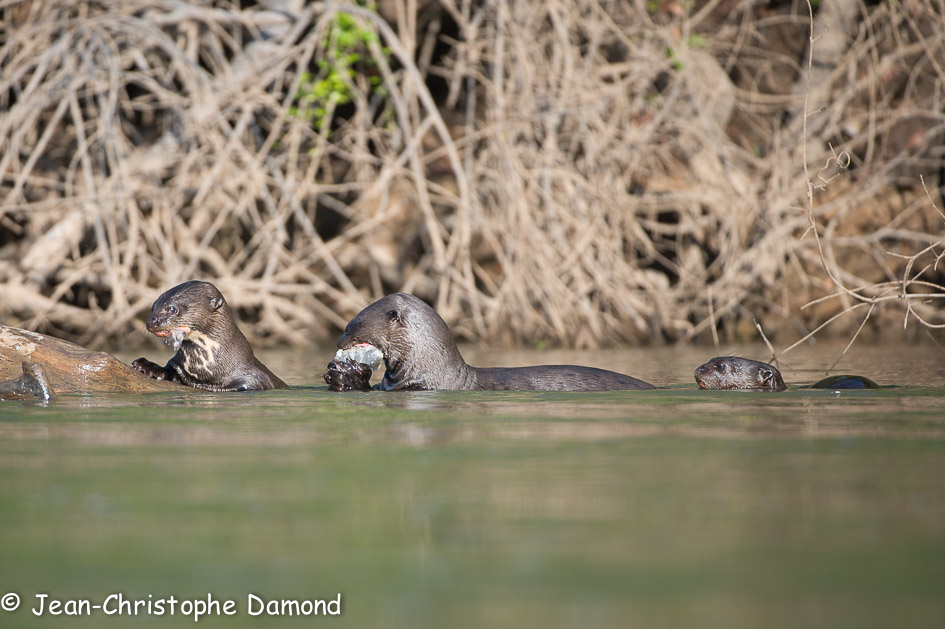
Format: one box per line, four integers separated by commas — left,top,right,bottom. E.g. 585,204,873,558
180,330,222,378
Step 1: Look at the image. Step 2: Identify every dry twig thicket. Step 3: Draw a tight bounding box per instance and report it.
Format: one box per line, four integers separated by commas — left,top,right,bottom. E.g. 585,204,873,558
1,0,943,348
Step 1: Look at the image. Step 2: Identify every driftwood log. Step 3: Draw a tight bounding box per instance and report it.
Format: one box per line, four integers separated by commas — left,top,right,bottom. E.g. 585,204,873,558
0,324,179,394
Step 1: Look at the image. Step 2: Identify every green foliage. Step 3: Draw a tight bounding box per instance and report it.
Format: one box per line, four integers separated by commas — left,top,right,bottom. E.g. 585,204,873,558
289,3,391,133
686,33,707,49
664,33,708,71
665,46,683,71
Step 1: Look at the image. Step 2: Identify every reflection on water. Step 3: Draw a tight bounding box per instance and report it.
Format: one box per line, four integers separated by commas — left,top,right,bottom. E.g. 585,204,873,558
1,343,944,628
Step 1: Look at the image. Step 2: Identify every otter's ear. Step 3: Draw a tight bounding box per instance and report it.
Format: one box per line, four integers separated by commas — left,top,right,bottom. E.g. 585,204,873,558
209,296,224,311
386,309,401,324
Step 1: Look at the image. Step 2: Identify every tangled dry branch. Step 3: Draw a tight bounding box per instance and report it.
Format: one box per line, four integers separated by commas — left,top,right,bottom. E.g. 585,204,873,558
0,0,943,349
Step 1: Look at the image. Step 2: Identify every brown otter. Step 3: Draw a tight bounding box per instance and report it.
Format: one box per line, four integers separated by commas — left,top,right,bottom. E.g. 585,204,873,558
694,356,879,391
694,356,787,391
132,281,286,391
0,361,54,403
324,293,654,392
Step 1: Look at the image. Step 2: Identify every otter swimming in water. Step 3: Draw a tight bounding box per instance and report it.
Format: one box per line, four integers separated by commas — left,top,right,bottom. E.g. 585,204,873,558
324,293,654,392
132,281,286,391
694,356,879,391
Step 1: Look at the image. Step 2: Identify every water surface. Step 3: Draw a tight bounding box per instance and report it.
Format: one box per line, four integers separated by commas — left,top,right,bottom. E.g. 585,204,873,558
1,342,944,628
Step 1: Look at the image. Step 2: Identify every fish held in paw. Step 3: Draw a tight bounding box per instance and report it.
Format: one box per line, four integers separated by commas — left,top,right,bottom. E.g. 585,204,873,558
322,343,382,391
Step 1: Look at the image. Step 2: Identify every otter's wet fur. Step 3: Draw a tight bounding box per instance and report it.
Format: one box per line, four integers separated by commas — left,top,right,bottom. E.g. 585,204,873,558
325,293,654,392
694,356,787,391
694,356,879,391
132,281,286,391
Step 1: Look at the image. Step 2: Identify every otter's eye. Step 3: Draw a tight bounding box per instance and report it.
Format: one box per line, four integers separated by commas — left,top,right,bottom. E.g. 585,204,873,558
167,305,179,315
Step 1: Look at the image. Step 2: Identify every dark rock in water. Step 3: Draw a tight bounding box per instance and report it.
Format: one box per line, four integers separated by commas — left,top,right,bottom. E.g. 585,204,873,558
1,323,180,394
0,361,54,403
808,375,880,390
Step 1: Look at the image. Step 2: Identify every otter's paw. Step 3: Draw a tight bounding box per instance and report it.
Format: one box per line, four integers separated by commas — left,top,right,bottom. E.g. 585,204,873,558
132,357,169,380
324,358,373,392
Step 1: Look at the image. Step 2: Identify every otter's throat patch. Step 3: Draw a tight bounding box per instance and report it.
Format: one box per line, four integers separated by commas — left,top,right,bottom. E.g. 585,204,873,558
180,330,222,378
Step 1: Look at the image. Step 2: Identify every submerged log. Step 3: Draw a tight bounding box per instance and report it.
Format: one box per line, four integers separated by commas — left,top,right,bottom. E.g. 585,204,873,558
0,324,180,394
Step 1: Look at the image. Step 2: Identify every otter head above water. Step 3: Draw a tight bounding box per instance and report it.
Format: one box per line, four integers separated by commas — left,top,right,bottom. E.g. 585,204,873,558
145,280,231,352
333,293,476,391
694,356,787,391
132,281,286,391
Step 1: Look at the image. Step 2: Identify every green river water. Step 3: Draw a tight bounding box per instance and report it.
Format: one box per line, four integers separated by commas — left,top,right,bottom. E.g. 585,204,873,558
1,342,944,628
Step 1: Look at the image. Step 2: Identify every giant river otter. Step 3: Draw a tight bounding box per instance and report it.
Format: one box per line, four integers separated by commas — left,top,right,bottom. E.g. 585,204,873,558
324,293,655,392
132,281,286,391
694,356,879,391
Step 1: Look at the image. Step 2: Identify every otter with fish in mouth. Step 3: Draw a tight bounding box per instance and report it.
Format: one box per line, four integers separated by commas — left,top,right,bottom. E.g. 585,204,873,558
324,293,655,392
132,281,286,391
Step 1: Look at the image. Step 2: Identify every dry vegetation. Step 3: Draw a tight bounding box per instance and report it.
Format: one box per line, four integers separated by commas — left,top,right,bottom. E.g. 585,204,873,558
0,0,943,350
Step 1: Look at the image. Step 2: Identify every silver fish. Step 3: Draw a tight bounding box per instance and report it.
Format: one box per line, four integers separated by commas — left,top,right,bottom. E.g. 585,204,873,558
333,344,383,371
